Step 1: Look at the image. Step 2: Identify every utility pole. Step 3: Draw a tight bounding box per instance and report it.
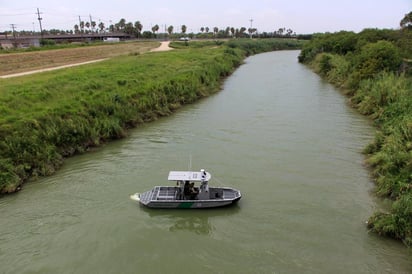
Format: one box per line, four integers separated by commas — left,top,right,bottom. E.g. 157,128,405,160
10,24,17,47
249,19,253,39
10,24,16,39
79,16,83,36
36,8,43,38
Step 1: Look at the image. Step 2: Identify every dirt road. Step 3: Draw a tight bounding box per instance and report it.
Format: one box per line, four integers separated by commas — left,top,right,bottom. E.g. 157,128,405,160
0,41,166,78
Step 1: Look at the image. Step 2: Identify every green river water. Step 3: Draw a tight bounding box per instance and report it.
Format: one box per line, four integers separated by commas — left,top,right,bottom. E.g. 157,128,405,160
1,50,411,273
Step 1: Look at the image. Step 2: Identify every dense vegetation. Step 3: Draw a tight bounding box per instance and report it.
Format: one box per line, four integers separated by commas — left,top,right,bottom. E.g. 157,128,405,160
0,39,302,195
298,15,412,245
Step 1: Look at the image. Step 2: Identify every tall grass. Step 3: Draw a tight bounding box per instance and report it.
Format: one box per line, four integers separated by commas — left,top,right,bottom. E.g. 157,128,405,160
0,45,245,193
308,49,412,246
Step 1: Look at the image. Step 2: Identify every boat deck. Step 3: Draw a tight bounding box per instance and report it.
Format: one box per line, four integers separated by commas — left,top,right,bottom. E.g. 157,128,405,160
156,186,179,200
140,186,240,202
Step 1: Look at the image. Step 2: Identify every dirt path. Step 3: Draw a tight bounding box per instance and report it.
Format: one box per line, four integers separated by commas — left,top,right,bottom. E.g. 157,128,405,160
150,41,173,52
0,41,174,79
0,59,107,79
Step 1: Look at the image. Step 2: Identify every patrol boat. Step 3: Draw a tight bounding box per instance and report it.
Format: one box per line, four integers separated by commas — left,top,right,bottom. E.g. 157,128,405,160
130,169,241,209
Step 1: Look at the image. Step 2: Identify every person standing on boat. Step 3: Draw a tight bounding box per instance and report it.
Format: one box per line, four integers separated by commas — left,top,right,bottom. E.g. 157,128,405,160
184,181,190,196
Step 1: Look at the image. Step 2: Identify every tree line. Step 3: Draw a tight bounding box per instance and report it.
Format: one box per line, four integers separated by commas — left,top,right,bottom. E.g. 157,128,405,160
72,18,298,39
1,17,298,40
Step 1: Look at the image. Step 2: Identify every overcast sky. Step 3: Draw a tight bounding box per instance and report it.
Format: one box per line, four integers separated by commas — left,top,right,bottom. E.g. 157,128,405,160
0,0,411,34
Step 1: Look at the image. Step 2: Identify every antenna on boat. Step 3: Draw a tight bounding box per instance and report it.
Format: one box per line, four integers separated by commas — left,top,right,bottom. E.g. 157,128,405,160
188,154,192,170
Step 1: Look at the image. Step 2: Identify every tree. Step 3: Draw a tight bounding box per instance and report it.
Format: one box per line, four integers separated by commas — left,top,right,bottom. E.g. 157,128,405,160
152,24,159,37
118,18,126,30
80,21,85,33
239,27,247,37
200,27,205,33
135,21,143,38
74,24,80,34
248,28,257,38
91,21,96,32
98,22,105,33
125,22,134,35
85,22,90,33
205,27,209,33
167,25,174,35
400,11,412,29
181,25,187,34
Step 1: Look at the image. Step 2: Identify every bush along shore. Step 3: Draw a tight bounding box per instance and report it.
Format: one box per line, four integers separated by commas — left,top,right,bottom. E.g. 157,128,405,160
298,27,412,246
0,39,303,195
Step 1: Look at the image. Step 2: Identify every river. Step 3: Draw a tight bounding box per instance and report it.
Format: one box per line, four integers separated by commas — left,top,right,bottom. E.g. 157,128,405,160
1,50,411,273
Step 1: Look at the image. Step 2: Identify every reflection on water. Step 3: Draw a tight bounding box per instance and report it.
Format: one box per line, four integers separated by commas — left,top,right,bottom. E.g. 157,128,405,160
141,206,241,235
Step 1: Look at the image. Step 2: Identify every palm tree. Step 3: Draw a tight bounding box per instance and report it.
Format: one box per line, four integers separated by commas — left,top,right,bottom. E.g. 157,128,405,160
205,27,209,33
98,22,105,33
74,24,80,34
80,21,85,33
200,27,205,33
167,25,174,36
118,18,126,30
125,22,134,35
134,21,143,38
152,24,160,37
181,25,187,34
91,21,96,32
85,22,90,33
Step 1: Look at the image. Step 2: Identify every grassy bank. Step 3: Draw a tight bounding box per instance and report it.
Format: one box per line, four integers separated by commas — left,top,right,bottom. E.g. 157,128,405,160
299,29,412,246
0,39,301,194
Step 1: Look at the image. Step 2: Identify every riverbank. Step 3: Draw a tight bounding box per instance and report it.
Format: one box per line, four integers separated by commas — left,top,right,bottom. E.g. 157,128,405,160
298,30,412,246
0,39,303,194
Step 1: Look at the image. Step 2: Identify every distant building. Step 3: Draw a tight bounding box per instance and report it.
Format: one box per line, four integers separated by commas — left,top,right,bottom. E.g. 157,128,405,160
0,38,40,49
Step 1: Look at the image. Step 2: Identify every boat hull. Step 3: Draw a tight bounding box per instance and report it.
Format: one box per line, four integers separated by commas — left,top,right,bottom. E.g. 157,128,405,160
131,186,241,209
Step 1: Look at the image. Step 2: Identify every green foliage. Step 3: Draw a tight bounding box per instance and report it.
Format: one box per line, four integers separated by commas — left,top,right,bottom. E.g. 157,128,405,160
352,41,402,81
40,39,56,46
298,31,358,62
298,29,404,64
227,38,305,56
368,193,412,245
400,11,412,30
305,26,412,245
